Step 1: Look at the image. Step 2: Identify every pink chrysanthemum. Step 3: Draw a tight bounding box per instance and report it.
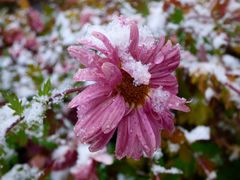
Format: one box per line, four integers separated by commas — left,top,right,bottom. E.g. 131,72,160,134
68,17,189,160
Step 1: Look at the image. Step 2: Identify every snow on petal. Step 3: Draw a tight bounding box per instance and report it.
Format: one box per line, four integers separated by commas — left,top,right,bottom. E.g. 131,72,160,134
151,87,171,113
122,56,151,85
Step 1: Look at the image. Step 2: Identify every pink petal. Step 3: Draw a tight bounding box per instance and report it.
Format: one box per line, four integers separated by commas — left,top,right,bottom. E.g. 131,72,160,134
147,98,175,132
153,51,164,64
136,108,157,156
71,160,97,180
92,154,113,165
127,115,144,159
143,104,161,148
160,110,175,132
149,44,180,75
68,46,97,67
116,115,142,160
73,67,104,82
148,36,165,63
92,31,114,52
74,95,125,150
74,97,114,140
68,84,111,108
167,95,190,112
129,22,139,58
161,40,172,54
150,74,178,94
116,118,129,159
92,32,119,65
137,45,153,64
89,130,115,152
101,62,122,87
80,39,110,56
101,94,126,133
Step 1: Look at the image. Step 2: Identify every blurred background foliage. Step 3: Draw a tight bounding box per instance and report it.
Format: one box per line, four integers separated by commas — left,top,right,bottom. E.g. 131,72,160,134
0,0,240,179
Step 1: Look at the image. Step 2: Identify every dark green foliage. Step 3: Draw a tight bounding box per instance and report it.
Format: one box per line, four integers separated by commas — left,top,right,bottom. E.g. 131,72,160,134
38,79,52,97
170,8,184,24
0,91,24,116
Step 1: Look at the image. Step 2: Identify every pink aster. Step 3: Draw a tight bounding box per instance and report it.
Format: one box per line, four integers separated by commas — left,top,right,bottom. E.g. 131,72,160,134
68,17,189,160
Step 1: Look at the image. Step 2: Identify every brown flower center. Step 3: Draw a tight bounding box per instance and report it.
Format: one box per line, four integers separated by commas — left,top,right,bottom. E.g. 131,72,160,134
117,70,150,107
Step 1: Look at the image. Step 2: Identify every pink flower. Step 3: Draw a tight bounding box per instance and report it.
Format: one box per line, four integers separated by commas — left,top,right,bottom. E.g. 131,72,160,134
70,145,113,180
68,17,189,160
51,144,112,179
27,8,44,33
3,28,24,46
24,37,39,52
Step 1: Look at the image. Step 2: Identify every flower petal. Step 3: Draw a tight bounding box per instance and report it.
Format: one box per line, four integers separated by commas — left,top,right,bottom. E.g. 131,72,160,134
73,67,104,82
101,62,122,87
150,74,178,94
92,31,114,52
68,46,97,67
167,95,190,112
136,108,157,156
74,97,113,140
68,84,111,108
101,94,126,133
129,22,139,58
89,130,115,152
160,110,175,132
115,118,129,159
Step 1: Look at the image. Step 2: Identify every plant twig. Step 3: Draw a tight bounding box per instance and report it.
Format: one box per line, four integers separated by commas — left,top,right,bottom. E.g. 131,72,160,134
5,86,85,134
49,86,85,102
225,82,240,95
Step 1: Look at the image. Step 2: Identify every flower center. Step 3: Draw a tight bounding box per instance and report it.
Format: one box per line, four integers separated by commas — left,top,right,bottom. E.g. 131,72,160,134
117,70,150,107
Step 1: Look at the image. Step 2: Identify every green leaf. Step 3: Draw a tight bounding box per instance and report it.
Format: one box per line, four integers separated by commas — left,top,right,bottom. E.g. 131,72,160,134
38,79,52,96
26,65,44,89
127,0,149,16
217,160,240,180
191,142,223,165
0,91,24,116
170,8,184,24
32,137,57,150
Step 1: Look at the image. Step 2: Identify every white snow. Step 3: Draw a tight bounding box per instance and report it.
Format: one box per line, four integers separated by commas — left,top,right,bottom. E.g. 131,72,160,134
206,171,217,180
23,97,48,138
82,16,155,51
52,145,70,161
228,0,240,11
72,144,113,169
181,126,210,144
179,0,196,5
75,144,93,166
146,2,166,36
180,59,228,83
24,101,46,125
152,148,163,160
51,170,69,180
0,106,19,144
152,164,183,175
151,87,170,113
222,55,240,68
168,142,180,153
55,12,77,45
2,164,40,180
213,33,227,49
122,57,151,85
82,17,131,51
205,88,215,101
